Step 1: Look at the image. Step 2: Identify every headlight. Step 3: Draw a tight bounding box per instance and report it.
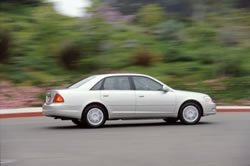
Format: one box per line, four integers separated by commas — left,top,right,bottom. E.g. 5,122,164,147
203,96,212,103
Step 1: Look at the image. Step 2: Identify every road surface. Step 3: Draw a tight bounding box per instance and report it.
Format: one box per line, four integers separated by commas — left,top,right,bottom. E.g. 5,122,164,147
1,113,250,166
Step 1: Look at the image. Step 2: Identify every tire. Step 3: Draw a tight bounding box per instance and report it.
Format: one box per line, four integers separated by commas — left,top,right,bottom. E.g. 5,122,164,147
179,102,201,125
82,105,107,128
163,118,178,124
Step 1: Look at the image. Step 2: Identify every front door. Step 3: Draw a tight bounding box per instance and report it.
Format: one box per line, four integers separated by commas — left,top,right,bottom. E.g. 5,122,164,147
132,76,176,117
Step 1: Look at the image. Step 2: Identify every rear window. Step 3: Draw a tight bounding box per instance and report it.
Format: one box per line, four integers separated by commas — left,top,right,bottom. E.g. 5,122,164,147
68,76,96,89
103,76,131,90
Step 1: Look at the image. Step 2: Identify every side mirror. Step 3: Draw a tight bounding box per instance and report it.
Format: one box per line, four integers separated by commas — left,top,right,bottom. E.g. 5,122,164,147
162,85,168,92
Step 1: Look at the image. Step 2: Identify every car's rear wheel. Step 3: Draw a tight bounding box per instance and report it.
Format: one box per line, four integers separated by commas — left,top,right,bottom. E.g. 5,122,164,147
83,105,107,128
163,118,178,124
179,102,201,125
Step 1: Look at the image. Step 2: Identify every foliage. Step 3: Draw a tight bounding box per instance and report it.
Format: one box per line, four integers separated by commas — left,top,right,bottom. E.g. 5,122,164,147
137,4,166,27
133,50,157,66
0,30,11,63
163,46,195,62
216,50,248,77
1,0,40,5
57,41,81,70
1,1,250,106
154,20,184,40
80,15,111,56
103,0,194,16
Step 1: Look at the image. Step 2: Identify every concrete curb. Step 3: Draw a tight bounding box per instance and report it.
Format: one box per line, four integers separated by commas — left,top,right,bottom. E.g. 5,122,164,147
0,107,42,118
0,106,250,118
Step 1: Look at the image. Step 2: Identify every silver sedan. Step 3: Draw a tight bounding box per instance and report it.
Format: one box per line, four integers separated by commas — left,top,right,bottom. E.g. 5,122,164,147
43,73,216,128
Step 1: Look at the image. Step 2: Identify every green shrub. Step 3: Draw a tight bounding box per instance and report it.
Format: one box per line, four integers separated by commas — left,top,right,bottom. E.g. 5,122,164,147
0,30,11,63
133,50,156,66
7,72,31,83
163,46,195,62
166,70,187,77
223,76,250,99
154,20,184,40
219,27,241,46
137,4,166,27
200,55,215,64
37,92,46,102
198,47,222,64
185,23,217,45
57,41,81,70
216,54,247,77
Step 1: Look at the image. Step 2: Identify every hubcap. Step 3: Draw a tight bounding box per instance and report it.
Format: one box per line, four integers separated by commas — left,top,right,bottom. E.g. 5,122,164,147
183,105,199,123
87,108,104,126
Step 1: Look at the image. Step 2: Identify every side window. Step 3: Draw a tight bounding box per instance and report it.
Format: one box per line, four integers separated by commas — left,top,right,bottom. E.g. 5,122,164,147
133,76,162,91
91,80,103,90
103,76,131,90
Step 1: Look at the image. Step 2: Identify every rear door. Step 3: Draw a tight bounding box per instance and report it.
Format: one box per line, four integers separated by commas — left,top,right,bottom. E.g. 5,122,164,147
100,76,136,118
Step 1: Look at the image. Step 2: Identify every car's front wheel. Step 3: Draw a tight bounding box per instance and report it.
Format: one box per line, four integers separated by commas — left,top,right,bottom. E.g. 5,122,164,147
179,102,201,125
83,105,107,128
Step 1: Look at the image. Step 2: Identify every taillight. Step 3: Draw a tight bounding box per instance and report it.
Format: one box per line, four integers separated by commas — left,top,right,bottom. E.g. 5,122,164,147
53,93,64,103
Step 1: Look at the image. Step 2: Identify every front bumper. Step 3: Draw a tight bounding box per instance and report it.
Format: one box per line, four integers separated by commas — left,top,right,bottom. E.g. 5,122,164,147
203,102,216,116
42,104,82,119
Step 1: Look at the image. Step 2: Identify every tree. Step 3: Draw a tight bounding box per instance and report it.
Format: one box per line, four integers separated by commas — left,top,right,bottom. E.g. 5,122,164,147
137,4,166,27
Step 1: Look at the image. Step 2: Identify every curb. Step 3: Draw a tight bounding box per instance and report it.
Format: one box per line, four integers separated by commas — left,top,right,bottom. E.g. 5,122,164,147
216,106,250,112
0,112,43,118
0,106,250,119
0,107,42,118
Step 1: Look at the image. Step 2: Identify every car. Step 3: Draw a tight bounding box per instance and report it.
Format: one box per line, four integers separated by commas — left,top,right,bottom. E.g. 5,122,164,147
43,73,216,128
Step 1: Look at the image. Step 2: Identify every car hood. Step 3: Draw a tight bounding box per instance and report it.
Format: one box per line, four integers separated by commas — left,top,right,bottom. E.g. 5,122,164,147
174,90,207,98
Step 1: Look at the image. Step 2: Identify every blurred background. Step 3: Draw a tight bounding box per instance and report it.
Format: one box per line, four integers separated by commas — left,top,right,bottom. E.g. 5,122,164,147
0,0,250,108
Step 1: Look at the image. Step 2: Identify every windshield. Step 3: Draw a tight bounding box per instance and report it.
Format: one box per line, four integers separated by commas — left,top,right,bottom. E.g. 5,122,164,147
68,76,96,89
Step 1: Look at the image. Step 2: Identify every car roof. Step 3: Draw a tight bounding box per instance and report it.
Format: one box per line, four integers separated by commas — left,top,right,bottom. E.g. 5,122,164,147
94,73,149,78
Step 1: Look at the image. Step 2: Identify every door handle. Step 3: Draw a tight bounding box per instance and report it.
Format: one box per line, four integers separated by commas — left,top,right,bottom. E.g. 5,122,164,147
138,95,144,98
103,95,109,97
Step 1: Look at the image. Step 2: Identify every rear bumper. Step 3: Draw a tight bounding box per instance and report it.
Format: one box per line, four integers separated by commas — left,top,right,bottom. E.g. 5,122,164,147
42,104,82,119
203,102,216,116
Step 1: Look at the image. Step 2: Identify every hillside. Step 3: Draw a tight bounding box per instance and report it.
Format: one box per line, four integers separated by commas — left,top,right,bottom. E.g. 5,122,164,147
0,0,250,108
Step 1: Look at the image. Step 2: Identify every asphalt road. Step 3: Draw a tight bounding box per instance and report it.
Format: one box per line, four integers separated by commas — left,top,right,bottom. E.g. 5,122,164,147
1,113,250,166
